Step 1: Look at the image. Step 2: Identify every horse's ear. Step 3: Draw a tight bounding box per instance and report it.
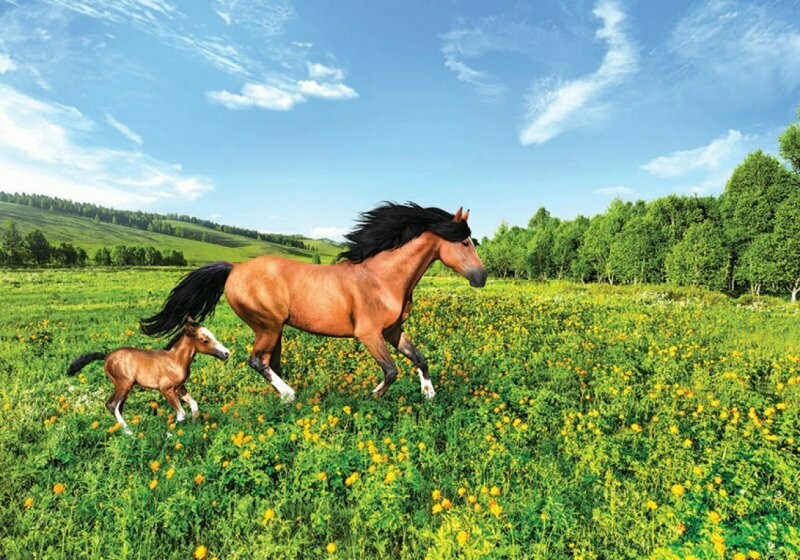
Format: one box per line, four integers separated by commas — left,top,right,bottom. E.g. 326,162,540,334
462,209,470,222
453,207,463,222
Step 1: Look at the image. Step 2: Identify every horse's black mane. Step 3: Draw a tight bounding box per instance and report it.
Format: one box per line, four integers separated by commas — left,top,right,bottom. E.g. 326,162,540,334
338,202,471,263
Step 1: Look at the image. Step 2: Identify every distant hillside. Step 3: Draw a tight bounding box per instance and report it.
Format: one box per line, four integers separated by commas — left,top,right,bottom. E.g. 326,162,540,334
0,200,342,265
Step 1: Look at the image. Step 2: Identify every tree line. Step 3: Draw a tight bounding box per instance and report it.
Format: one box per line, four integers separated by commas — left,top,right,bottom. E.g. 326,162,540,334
0,192,310,249
479,111,800,302
0,221,187,267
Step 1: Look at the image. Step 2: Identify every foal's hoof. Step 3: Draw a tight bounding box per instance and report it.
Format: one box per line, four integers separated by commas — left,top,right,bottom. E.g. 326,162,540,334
421,383,436,400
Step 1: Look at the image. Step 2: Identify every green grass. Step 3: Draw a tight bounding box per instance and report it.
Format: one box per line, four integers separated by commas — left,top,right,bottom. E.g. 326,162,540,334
0,202,341,265
0,270,799,559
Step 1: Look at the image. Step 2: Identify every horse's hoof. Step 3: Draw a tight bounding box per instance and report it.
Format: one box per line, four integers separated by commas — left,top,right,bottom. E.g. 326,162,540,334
280,390,296,403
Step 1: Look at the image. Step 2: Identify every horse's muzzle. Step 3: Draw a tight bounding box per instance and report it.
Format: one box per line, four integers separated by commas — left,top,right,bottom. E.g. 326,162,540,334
216,348,231,361
467,267,487,288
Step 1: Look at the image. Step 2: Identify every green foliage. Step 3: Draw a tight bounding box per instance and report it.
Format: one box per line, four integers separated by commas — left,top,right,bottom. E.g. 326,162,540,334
608,216,668,284
719,150,798,256
664,221,728,290
1,270,799,558
779,108,800,173
2,219,25,265
772,193,800,301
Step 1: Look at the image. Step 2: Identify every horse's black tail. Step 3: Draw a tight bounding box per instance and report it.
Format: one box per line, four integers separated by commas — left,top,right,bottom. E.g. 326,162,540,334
139,261,234,338
66,352,106,376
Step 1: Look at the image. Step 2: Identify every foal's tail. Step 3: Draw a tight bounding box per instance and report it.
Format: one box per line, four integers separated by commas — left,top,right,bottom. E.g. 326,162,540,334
66,352,106,376
139,261,234,338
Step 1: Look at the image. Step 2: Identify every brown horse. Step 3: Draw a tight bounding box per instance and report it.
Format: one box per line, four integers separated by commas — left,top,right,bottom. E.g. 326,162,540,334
67,318,230,434
140,203,486,401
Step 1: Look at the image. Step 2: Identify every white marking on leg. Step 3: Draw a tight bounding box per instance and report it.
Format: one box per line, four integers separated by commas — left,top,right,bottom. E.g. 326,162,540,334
372,380,385,395
114,403,132,435
188,397,199,419
418,368,436,400
268,367,296,403
176,406,186,422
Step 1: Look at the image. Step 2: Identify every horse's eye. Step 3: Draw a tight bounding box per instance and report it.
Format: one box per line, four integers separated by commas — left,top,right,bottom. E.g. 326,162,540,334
460,240,469,247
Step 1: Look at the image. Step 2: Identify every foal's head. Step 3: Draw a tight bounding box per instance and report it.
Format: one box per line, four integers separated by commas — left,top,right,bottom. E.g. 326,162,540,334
184,318,231,360
438,208,487,288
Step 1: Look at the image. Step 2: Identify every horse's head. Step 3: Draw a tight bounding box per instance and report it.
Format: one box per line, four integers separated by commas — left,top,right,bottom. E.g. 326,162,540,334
185,317,230,360
438,208,487,288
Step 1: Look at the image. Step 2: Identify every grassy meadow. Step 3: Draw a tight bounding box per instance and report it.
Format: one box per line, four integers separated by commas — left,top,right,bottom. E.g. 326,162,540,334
0,202,342,265
1,268,799,559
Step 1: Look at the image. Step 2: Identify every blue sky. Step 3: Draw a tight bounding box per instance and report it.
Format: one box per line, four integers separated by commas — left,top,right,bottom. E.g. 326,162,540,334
1,0,799,240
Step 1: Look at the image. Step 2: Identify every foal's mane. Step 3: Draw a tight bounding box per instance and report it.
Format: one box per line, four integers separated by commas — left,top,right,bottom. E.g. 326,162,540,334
338,202,471,263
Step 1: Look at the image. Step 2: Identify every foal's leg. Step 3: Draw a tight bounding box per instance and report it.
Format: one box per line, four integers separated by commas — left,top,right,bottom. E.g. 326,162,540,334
248,330,295,402
177,385,199,421
359,332,399,398
161,386,187,422
386,328,435,400
106,381,134,435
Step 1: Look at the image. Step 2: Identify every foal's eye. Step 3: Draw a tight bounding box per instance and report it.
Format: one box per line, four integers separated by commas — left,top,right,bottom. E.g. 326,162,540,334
201,338,209,344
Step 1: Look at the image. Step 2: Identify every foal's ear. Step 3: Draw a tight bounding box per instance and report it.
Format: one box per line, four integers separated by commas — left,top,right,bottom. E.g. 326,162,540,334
184,316,199,336
453,207,463,222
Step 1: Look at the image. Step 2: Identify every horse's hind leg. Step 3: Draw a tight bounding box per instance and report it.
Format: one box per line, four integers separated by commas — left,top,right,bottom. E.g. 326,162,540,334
106,381,133,435
248,330,295,403
386,327,435,400
177,385,199,421
359,332,399,398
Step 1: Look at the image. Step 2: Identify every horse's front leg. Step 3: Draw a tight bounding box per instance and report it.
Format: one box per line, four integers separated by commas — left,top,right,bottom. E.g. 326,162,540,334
359,333,399,398
386,328,435,400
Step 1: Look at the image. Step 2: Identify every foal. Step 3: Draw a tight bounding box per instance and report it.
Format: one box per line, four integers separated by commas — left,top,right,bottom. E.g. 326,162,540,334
66,318,230,434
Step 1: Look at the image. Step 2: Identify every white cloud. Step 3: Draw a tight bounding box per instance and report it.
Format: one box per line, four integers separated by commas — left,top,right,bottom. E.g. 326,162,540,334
297,80,358,100
45,0,179,26
519,0,637,145
213,0,294,35
0,84,211,207
207,63,358,111
0,52,16,73
311,226,347,239
594,186,635,196
668,1,800,94
641,130,748,178
307,62,344,82
206,82,303,110
441,29,506,104
105,113,143,145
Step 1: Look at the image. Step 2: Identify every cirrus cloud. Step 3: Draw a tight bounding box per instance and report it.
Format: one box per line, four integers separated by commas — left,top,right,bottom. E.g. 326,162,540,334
519,0,637,146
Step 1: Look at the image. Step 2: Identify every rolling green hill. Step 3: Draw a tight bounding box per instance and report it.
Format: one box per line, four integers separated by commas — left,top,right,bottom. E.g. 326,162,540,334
0,201,342,265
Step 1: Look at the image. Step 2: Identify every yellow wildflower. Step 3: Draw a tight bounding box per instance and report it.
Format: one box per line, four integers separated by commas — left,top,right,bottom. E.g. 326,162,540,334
326,542,337,554
194,473,205,485
53,483,65,494
194,545,207,559
149,479,158,490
